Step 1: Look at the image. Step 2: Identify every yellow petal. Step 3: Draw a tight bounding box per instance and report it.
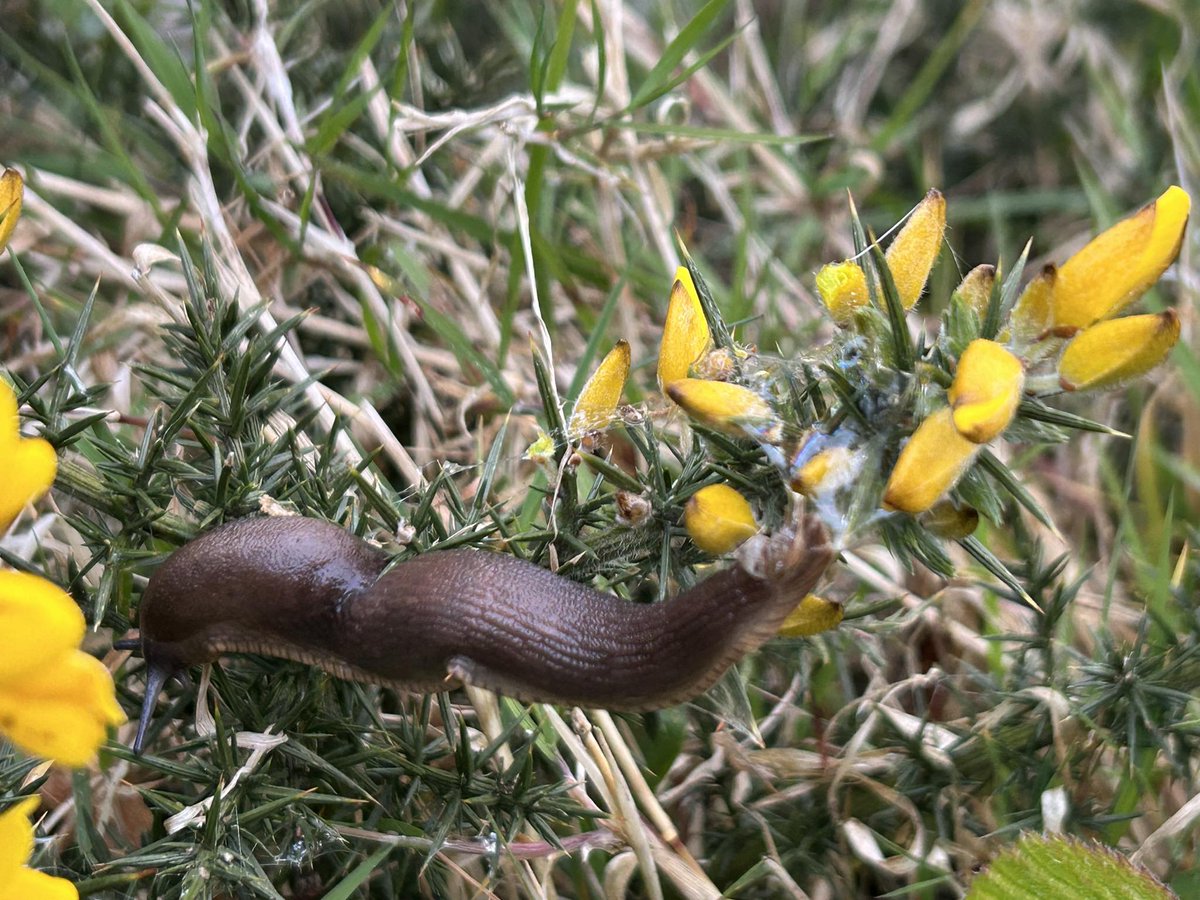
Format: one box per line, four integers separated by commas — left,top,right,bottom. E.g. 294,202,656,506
0,436,58,533
777,594,844,637
885,189,946,310
1009,264,1056,343
0,865,80,900
948,339,1024,443
0,168,23,255
0,797,39,880
0,379,57,531
569,340,630,434
815,261,869,325
952,264,996,320
665,378,779,438
683,483,758,555
1058,310,1181,392
883,408,980,514
0,572,84,683
1051,186,1190,331
657,267,712,389
0,651,126,767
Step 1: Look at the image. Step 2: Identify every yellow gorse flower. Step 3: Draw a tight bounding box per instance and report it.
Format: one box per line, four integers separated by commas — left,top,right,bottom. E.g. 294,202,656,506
0,797,78,900
658,266,712,389
777,594,844,637
569,339,630,435
683,483,759,554
1058,310,1181,393
1,379,58,532
815,261,869,325
883,408,980,514
1051,185,1190,332
948,339,1024,444
885,189,946,311
0,380,125,766
0,168,23,254
665,378,780,438
0,571,126,766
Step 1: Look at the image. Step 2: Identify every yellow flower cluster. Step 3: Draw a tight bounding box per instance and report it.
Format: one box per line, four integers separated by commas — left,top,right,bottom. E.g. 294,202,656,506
550,187,1188,639
872,187,1189,514
1,175,102,898
1,378,126,767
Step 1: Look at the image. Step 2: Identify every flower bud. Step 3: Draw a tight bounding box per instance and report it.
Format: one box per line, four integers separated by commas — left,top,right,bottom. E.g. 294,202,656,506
683,483,758,554
1058,310,1180,392
1051,186,1190,332
919,500,980,539
952,264,996,319
0,168,23,253
948,339,1024,443
816,260,869,325
615,490,653,528
1009,264,1056,343
883,408,980,514
691,346,741,382
569,340,630,435
778,594,844,637
885,189,946,310
658,266,712,389
665,378,780,438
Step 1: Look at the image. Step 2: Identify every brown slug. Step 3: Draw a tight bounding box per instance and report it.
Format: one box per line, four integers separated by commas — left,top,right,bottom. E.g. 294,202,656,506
131,515,833,751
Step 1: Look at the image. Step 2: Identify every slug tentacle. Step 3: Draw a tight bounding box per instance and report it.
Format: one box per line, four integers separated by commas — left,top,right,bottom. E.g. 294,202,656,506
131,514,833,751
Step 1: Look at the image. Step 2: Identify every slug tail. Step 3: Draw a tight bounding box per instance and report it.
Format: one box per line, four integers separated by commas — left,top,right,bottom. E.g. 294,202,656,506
133,662,172,754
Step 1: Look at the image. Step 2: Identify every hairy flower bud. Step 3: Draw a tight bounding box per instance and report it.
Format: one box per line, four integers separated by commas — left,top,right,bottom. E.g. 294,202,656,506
0,168,23,253
658,266,712,389
778,594,844,637
886,189,946,310
952,264,996,319
1009,264,1056,343
569,340,630,435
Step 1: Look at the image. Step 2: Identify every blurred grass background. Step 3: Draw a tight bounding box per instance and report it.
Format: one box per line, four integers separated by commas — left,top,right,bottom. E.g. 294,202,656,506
1,0,1198,897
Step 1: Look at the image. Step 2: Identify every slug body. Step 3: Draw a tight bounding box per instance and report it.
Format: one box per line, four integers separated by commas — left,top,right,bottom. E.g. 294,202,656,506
134,516,832,751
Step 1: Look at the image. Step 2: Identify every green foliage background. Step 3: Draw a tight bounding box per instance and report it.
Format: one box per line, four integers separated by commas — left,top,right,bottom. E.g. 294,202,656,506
1,1,1198,897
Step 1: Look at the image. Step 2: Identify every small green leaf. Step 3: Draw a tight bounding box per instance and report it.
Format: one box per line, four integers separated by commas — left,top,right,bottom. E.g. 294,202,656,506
629,0,732,110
